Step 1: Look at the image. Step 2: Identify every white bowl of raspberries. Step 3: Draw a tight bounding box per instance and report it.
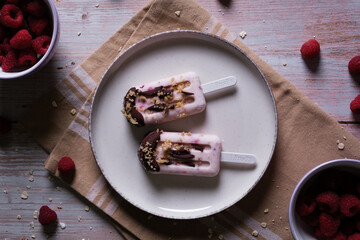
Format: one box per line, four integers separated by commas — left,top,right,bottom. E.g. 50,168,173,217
289,159,360,240
0,0,59,79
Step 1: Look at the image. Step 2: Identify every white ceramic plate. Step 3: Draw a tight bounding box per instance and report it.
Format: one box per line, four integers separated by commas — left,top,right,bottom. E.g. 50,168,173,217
90,31,277,219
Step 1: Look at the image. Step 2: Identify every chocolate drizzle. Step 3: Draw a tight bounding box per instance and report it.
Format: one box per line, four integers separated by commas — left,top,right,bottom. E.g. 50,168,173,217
138,131,161,172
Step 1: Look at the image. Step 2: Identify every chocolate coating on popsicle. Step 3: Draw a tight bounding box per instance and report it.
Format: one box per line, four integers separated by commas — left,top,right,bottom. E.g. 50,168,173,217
122,87,145,127
138,130,161,172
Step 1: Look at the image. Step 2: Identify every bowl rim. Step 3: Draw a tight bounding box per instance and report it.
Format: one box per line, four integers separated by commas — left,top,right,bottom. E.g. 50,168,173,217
0,0,59,79
288,158,360,240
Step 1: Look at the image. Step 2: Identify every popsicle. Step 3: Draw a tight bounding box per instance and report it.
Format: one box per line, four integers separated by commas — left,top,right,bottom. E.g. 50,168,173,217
122,72,236,127
138,130,257,177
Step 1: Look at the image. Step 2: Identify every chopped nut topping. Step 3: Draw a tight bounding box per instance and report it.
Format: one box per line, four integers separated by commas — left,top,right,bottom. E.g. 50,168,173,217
17,214,22,220
84,206,90,212
29,175,34,182
264,208,269,214
70,108,77,115
175,11,181,17
252,230,259,237
261,222,267,228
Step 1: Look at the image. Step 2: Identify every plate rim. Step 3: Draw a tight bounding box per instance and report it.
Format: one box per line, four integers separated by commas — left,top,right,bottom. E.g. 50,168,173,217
89,30,278,219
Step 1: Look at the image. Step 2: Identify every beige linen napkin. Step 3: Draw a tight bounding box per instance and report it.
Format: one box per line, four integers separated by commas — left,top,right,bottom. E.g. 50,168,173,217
22,0,360,239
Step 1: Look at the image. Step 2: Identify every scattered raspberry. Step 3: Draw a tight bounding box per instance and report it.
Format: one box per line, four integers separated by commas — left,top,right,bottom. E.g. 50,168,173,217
18,48,37,66
10,29,32,50
58,156,75,175
319,213,340,237
26,0,46,17
350,95,360,114
340,194,359,217
32,35,51,54
348,56,360,76
316,191,340,213
327,232,346,240
296,195,316,216
0,4,24,29
38,206,57,225
300,39,320,60
2,48,17,72
0,116,11,134
28,16,49,36
348,233,360,240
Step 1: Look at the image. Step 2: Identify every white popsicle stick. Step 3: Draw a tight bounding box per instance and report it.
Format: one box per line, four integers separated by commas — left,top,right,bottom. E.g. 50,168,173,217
201,76,237,94
220,152,257,166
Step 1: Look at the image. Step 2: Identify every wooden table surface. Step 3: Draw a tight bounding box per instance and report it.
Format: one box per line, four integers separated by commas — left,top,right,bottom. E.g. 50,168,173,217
0,0,359,239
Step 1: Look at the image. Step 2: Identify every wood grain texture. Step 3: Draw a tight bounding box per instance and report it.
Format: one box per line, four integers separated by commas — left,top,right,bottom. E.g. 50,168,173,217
0,0,359,239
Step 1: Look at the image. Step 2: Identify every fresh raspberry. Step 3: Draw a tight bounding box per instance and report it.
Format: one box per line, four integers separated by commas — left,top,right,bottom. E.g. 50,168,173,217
0,116,11,134
32,35,51,54
350,94,360,114
10,29,32,50
340,194,359,217
28,16,49,36
319,170,342,191
58,156,75,175
316,191,340,213
300,39,320,60
296,195,316,216
38,206,57,225
348,56,360,76
327,232,346,240
0,4,24,29
348,233,360,240
303,210,319,227
319,213,340,237
26,0,46,17
18,48,37,66
1,48,17,72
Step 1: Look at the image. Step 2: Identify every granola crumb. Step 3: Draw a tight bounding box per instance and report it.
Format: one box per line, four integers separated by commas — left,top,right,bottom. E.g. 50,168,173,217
239,31,247,39
282,62,287,66
77,32,81,36
84,205,90,212
70,108,77,115
175,11,181,17
343,136,347,140
78,216,82,222
338,142,345,150
261,222,267,228
264,208,269,214
59,222,66,230
51,100,58,108
48,198,53,202
57,206,62,209
31,235,36,239
29,169,34,175
95,3,99,8
17,214,22,220
4,189,7,194
252,230,259,237
29,175,34,182
30,221,34,228
26,185,31,189
21,191,28,200
89,226,93,230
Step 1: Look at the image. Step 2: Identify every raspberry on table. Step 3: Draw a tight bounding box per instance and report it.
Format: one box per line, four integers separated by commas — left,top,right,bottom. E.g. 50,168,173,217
32,35,51,54
316,191,340,213
58,156,75,175
340,194,359,217
0,4,24,29
319,213,341,237
38,206,57,225
300,39,320,60
296,194,317,216
348,56,360,76
10,29,32,50
350,94,360,114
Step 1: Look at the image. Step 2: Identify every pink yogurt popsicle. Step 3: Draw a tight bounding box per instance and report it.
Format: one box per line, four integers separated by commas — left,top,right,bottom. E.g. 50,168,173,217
138,130,222,177
122,72,206,127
